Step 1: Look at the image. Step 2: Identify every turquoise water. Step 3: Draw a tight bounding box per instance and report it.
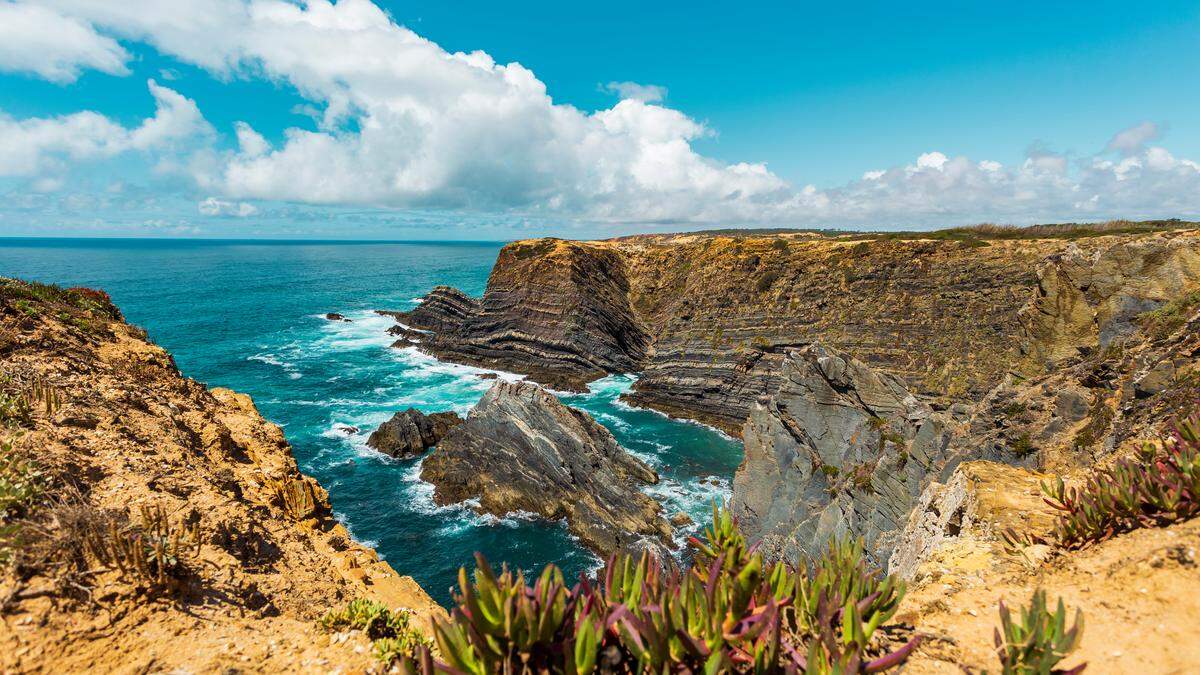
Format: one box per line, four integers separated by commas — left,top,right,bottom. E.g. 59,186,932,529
0,238,742,602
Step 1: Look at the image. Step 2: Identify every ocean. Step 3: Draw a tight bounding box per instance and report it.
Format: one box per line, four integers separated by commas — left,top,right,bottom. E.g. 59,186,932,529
0,238,742,603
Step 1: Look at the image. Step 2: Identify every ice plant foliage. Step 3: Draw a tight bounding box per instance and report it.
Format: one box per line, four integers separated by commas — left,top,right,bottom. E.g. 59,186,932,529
990,590,1085,675
403,506,921,673
1041,413,1200,548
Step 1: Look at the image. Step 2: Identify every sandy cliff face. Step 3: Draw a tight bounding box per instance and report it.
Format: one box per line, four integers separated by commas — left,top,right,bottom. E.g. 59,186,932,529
0,281,441,673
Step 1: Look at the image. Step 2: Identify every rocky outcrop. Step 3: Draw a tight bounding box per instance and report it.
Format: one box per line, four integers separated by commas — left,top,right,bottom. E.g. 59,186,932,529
887,461,1053,581
392,285,481,333
367,408,463,458
395,239,652,391
0,279,443,673
420,380,671,557
391,230,1200,434
731,344,975,566
1019,234,1200,368
733,290,1200,569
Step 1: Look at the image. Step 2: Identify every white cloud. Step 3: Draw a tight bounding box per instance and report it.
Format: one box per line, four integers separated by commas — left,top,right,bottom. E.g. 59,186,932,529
0,3,129,83
0,79,210,177
198,196,257,216
601,81,668,103
1106,121,1161,156
9,0,1200,228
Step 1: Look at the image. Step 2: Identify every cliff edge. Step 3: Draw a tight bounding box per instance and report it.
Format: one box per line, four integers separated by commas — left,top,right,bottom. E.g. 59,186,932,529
0,279,442,673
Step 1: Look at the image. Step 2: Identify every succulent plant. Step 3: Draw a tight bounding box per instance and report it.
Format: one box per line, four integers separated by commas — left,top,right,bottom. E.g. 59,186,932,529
403,504,921,674
991,589,1085,675
1041,413,1200,548
83,504,202,594
321,598,431,665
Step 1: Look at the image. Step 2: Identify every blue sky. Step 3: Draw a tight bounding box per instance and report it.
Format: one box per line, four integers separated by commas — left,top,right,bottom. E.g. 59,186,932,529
1,0,1199,239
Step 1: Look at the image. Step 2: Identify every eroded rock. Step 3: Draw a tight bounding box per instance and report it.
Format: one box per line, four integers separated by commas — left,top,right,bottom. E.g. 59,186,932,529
367,408,462,459
421,380,671,557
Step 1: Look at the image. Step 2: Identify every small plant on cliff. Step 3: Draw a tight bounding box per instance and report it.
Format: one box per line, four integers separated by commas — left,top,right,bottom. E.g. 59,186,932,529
406,505,920,674
0,438,45,565
83,504,202,594
321,598,432,664
756,270,781,293
990,589,1085,675
1137,290,1200,341
1041,412,1200,548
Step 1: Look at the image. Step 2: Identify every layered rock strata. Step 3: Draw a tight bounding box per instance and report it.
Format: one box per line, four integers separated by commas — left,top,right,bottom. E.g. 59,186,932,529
393,229,1200,434
367,408,463,458
395,239,651,391
420,380,671,557
731,344,974,566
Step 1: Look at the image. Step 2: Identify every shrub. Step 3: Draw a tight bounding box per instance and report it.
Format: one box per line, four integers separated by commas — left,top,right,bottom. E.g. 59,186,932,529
991,589,1085,675
410,505,920,674
756,270,780,293
1137,290,1200,341
1041,412,1200,548
321,599,432,666
0,438,45,566
82,504,202,594
1012,433,1035,458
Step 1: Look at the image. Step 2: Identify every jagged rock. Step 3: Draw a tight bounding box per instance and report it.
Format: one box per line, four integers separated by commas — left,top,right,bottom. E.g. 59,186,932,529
732,344,968,566
1019,235,1200,368
887,461,1055,581
421,380,671,557
367,409,462,459
395,286,481,333
325,313,351,322
669,512,693,528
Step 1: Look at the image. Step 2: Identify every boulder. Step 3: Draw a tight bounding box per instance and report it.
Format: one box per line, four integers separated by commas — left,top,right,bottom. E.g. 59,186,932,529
325,313,351,322
421,380,672,558
366,409,462,459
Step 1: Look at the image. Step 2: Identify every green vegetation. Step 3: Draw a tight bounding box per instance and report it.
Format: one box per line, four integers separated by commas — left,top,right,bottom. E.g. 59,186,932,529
674,218,1196,243
321,599,432,666
0,278,121,321
1041,412,1200,549
82,504,202,595
1012,432,1035,458
401,506,919,674
0,438,45,566
990,590,1085,675
1137,290,1200,341
756,270,780,292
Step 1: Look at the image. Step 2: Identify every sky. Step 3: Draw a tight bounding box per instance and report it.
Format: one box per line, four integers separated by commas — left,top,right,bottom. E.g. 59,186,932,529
1,0,1199,239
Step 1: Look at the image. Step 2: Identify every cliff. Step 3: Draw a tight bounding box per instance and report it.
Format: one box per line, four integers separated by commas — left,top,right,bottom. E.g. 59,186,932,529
0,280,442,673
394,226,1200,435
395,240,650,391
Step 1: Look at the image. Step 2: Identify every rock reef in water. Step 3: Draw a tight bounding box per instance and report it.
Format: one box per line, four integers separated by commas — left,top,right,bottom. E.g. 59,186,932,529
367,408,463,459
420,380,672,558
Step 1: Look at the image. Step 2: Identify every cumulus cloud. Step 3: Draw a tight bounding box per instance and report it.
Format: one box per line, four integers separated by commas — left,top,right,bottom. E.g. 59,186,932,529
1106,121,1161,157
198,196,257,216
601,81,668,103
0,3,129,83
9,0,1200,228
0,79,211,177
